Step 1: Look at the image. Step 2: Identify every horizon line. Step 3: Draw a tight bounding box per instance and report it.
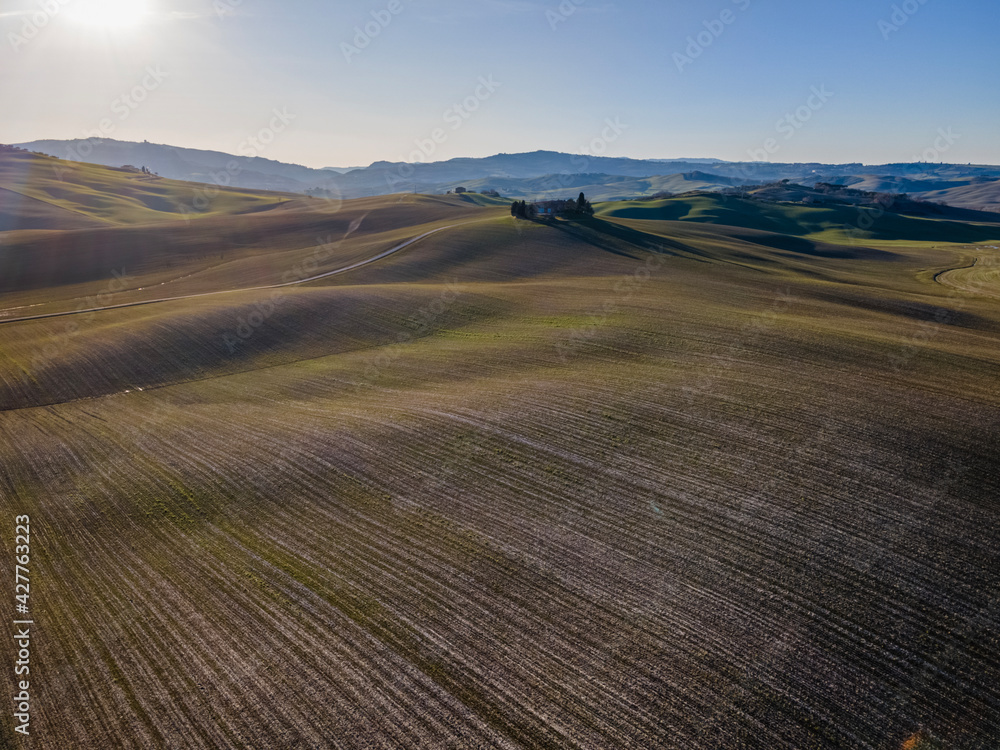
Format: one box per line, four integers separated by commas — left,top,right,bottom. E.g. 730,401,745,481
9,137,998,172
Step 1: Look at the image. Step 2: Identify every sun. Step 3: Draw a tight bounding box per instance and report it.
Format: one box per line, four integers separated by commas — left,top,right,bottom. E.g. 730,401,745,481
66,0,152,30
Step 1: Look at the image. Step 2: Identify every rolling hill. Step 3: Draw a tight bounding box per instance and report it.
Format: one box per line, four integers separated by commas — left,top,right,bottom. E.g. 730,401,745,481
0,149,299,230
915,179,1000,213
1,151,999,749
830,174,1000,213
16,139,1000,209
596,192,1000,244
453,171,743,201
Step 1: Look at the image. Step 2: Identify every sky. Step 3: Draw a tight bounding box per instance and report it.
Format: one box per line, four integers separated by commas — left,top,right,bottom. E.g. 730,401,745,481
2,0,998,169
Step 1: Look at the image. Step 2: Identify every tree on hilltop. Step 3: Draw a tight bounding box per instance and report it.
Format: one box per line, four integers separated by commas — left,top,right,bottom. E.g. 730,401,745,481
510,200,537,219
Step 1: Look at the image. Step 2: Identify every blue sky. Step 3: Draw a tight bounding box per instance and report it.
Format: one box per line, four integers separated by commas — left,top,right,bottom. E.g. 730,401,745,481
2,0,997,168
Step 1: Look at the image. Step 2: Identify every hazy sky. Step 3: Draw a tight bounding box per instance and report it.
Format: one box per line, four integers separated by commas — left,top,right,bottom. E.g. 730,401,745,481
2,0,998,168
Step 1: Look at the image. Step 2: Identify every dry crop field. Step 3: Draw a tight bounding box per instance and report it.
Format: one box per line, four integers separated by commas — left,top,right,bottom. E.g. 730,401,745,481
0,152,999,749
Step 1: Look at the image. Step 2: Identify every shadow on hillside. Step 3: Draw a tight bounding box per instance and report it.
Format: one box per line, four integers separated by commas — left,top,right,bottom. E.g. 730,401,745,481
719,228,897,260
542,216,714,263
605,194,1000,246
806,288,998,332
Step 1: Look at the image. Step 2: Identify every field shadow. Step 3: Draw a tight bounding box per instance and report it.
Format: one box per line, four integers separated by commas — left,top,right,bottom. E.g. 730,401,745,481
541,216,712,262
719,228,897,261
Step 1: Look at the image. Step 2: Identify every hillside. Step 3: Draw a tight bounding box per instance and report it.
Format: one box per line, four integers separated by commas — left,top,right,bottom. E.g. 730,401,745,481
830,174,1000,213
455,171,742,201
16,138,330,193
916,179,1000,212
17,139,1000,207
835,174,973,194
0,149,299,230
596,192,1000,245
1,157,999,749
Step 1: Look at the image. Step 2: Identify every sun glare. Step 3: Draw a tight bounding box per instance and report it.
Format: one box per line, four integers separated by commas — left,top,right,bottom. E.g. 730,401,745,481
67,0,152,30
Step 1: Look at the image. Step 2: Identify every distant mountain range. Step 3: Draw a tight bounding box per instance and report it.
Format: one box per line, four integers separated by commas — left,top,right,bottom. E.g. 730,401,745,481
15,138,1000,211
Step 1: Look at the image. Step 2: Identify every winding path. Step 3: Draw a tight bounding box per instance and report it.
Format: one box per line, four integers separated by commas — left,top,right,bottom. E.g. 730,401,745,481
0,222,469,325
935,246,1000,298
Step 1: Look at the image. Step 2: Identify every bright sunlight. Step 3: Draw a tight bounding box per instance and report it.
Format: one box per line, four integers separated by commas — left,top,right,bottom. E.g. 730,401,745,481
65,0,152,30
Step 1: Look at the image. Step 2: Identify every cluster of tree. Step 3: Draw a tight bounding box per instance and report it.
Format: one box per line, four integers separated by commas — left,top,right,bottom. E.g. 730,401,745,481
512,192,595,219
539,193,595,217
448,186,489,195
121,165,157,175
510,200,536,218
0,144,28,154
305,187,337,198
